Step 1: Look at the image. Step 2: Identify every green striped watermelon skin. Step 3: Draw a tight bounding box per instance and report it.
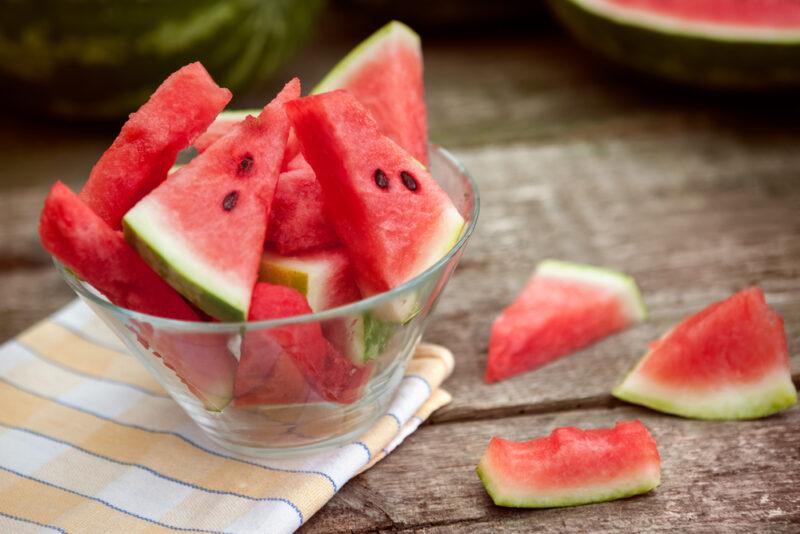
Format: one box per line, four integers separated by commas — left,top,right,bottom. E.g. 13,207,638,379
0,0,323,119
550,0,800,89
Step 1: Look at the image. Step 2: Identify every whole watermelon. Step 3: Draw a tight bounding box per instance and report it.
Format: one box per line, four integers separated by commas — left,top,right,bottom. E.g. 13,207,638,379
0,0,324,120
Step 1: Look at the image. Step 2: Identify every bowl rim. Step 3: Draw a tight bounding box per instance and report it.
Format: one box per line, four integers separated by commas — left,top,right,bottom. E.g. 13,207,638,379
56,144,480,331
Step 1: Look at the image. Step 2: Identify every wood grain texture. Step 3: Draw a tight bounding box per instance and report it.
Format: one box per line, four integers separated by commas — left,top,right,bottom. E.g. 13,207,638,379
305,406,800,533
0,20,798,534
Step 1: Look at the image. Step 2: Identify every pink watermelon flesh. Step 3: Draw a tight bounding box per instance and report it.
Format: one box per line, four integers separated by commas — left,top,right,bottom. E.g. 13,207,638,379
266,163,340,255
235,283,369,406
39,182,235,410
613,287,797,419
123,79,298,321
477,420,661,508
286,90,464,302
314,21,428,165
80,62,231,229
39,181,198,321
486,261,645,383
607,0,800,27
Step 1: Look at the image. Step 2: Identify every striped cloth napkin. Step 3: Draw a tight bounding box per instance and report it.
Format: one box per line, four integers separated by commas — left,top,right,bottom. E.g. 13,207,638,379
0,299,454,533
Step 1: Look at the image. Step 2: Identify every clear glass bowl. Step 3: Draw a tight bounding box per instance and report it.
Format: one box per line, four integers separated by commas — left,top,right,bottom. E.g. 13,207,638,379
56,145,479,457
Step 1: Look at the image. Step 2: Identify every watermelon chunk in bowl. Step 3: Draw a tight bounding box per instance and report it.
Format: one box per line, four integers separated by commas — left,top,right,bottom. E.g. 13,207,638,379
54,143,479,456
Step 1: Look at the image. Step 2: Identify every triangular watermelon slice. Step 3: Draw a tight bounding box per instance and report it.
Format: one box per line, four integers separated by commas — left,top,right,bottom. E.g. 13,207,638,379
613,287,797,420
285,90,464,321
486,260,647,383
123,79,298,321
477,420,661,508
235,283,369,406
81,62,231,229
39,182,237,411
313,20,428,165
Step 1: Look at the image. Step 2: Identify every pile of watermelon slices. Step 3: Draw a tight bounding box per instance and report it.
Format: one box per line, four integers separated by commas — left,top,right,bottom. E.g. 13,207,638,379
39,21,466,412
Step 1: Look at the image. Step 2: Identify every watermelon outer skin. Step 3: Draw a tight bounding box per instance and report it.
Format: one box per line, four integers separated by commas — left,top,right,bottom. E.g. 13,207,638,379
0,0,323,120
123,80,296,321
550,0,800,89
39,181,199,321
80,62,231,229
286,91,464,322
486,259,647,383
613,287,797,420
476,420,661,508
313,20,429,165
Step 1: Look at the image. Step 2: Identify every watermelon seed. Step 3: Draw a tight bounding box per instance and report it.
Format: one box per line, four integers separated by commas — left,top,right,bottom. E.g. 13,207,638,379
400,171,418,191
237,154,254,177
222,191,239,211
374,168,389,189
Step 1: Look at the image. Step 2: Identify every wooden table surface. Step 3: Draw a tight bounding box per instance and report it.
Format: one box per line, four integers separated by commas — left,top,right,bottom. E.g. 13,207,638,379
1,12,798,533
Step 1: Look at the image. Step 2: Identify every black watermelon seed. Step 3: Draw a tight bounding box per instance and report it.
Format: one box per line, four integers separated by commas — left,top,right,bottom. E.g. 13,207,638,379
222,190,239,211
400,171,418,191
237,154,254,177
374,168,389,189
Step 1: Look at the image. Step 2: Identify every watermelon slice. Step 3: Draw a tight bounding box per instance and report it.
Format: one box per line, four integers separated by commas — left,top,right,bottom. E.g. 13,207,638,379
123,79,298,321
39,181,198,321
265,163,340,255
486,260,646,383
235,283,369,406
286,91,464,321
313,20,428,165
39,182,237,410
259,248,393,363
613,287,797,420
550,0,800,89
80,62,231,228
477,420,661,508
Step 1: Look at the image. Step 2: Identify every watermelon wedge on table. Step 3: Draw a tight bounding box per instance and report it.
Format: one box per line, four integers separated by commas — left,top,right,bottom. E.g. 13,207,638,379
235,283,369,406
486,260,646,383
80,62,231,228
123,79,298,321
286,90,464,321
477,420,661,508
613,287,797,420
314,20,428,165
39,182,237,411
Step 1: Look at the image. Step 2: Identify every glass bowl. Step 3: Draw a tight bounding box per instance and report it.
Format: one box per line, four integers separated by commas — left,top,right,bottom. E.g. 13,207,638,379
56,145,479,457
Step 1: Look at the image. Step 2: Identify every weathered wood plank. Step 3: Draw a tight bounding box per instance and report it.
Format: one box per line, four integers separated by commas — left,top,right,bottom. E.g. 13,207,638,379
304,405,800,533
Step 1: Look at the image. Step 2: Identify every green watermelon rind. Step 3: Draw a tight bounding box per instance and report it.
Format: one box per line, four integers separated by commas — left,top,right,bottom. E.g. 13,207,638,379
536,258,648,323
311,20,420,95
613,366,798,421
123,200,250,322
550,0,800,89
476,461,660,509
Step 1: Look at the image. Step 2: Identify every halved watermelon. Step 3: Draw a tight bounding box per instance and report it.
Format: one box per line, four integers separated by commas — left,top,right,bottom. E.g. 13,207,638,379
39,181,198,321
313,20,428,165
477,420,661,508
123,80,298,321
80,62,231,228
613,287,797,420
259,247,393,364
550,0,800,89
265,163,340,255
235,283,369,405
39,182,237,411
286,91,464,321
486,260,646,383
